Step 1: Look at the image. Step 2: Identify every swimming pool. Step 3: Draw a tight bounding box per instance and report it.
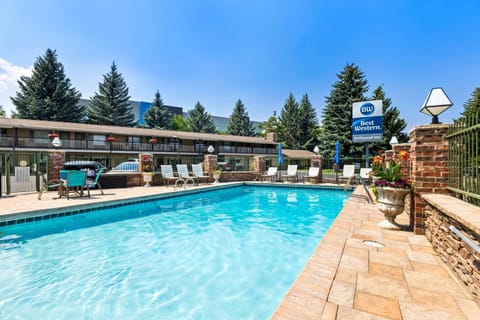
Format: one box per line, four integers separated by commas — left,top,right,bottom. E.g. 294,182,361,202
0,185,349,319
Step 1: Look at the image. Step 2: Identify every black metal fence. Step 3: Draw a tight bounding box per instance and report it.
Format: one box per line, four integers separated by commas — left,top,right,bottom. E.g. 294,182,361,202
447,111,480,205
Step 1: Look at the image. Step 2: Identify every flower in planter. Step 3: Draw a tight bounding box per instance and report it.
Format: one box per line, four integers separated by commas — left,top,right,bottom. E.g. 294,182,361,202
372,151,411,189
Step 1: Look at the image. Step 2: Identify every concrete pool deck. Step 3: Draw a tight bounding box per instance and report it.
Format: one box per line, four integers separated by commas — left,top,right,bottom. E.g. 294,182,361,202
1,183,479,319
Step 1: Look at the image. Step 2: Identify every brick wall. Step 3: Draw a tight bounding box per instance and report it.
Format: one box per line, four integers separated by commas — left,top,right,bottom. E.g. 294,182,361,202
310,156,323,183
254,156,266,174
409,124,451,234
424,199,480,299
48,150,66,180
219,171,260,182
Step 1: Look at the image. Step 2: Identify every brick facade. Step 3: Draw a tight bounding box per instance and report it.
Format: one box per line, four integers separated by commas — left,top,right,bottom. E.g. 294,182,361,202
48,150,66,180
409,124,451,234
253,155,266,174
309,156,323,183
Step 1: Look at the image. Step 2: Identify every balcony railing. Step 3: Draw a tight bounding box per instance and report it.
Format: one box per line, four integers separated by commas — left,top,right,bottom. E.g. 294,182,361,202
0,137,277,155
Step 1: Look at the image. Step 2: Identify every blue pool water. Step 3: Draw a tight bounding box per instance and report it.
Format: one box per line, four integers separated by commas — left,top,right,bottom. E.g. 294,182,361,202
0,185,348,319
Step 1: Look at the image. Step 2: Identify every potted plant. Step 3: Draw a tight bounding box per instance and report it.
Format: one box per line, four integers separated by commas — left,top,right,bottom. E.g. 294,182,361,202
371,151,412,229
213,170,222,183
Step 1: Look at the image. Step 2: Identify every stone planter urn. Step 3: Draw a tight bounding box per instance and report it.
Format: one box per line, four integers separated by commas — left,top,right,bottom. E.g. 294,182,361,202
376,187,411,229
213,171,221,183
142,173,153,187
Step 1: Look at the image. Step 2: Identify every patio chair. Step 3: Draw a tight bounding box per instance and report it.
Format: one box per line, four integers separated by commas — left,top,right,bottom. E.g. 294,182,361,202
160,165,180,186
262,167,278,182
63,170,90,199
281,165,298,182
192,164,210,184
359,168,372,184
86,168,104,194
38,171,64,200
339,164,356,184
176,164,197,185
303,167,320,184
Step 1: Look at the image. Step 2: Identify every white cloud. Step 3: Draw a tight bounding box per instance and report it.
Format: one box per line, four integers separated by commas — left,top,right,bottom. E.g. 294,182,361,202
0,58,32,116
0,58,32,92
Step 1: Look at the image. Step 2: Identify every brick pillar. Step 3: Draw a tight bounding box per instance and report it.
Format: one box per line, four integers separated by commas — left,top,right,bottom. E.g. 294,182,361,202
409,124,450,234
48,150,66,180
204,154,218,182
254,156,266,174
311,155,323,183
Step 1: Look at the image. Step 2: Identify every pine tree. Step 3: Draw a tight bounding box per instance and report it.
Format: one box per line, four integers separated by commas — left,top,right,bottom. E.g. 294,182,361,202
278,93,303,149
11,48,84,122
186,102,216,133
370,86,408,152
227,99,255,136
317,63,369,158
461,87,480,118
88,62,137,127
143,90,172,129
298,93,318,150
0,105,5,117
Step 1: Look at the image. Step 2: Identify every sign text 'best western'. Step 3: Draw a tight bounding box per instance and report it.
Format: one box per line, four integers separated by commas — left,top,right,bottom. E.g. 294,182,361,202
352,100,383,143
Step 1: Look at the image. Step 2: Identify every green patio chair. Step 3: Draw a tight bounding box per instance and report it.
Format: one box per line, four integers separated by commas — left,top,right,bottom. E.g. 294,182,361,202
63,170,90,199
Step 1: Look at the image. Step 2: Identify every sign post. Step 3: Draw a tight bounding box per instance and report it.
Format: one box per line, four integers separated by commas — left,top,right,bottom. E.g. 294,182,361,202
352,100,383,167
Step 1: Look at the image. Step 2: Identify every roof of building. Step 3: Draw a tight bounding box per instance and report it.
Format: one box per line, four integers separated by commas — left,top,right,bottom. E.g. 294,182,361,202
0,118,276,145
282,149,316,159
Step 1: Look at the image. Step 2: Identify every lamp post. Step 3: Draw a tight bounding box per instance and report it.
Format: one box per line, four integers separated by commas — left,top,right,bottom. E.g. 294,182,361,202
313,145,320,155
207,145,215,154
389,136,399,147
51,137,62,148
420,87,453,124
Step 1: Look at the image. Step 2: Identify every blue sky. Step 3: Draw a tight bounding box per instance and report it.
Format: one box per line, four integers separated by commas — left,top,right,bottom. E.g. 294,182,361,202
0,0,479,132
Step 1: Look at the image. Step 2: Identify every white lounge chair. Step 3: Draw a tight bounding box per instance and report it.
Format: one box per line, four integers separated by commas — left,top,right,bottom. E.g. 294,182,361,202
176,164,197,185
339,164,356,184
262,167,278,182
359,168,372,183
192,164,210,183
303,167,320,184
282,165,298,182
160,165,179,186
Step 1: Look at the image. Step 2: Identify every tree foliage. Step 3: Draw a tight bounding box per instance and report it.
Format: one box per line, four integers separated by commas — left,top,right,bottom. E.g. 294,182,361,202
278,93,318,149
87,62,137,127
143,90,172,129
186,101,216,133
461,87,480,118
298,93,318,150
11,48,84,122
0,105,5,117
227,99,255,136
370,86,408,152
278,93,301,148
171,114,190,131
258,111,282,137
317,63,368,158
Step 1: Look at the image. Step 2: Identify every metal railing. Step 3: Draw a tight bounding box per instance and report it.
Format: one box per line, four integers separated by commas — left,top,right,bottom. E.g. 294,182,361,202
0,137,277,155
447,110,480,204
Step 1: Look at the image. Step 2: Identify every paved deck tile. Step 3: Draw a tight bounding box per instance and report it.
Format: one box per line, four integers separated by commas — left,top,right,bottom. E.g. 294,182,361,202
1,183,479,319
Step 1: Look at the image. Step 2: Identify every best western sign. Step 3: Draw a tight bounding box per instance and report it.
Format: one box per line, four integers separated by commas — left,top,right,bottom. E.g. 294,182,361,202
352,100,383,143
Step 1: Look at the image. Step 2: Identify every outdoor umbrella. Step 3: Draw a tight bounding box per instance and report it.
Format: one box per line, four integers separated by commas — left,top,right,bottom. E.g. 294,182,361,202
278,143,283,165
333,141,340,169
